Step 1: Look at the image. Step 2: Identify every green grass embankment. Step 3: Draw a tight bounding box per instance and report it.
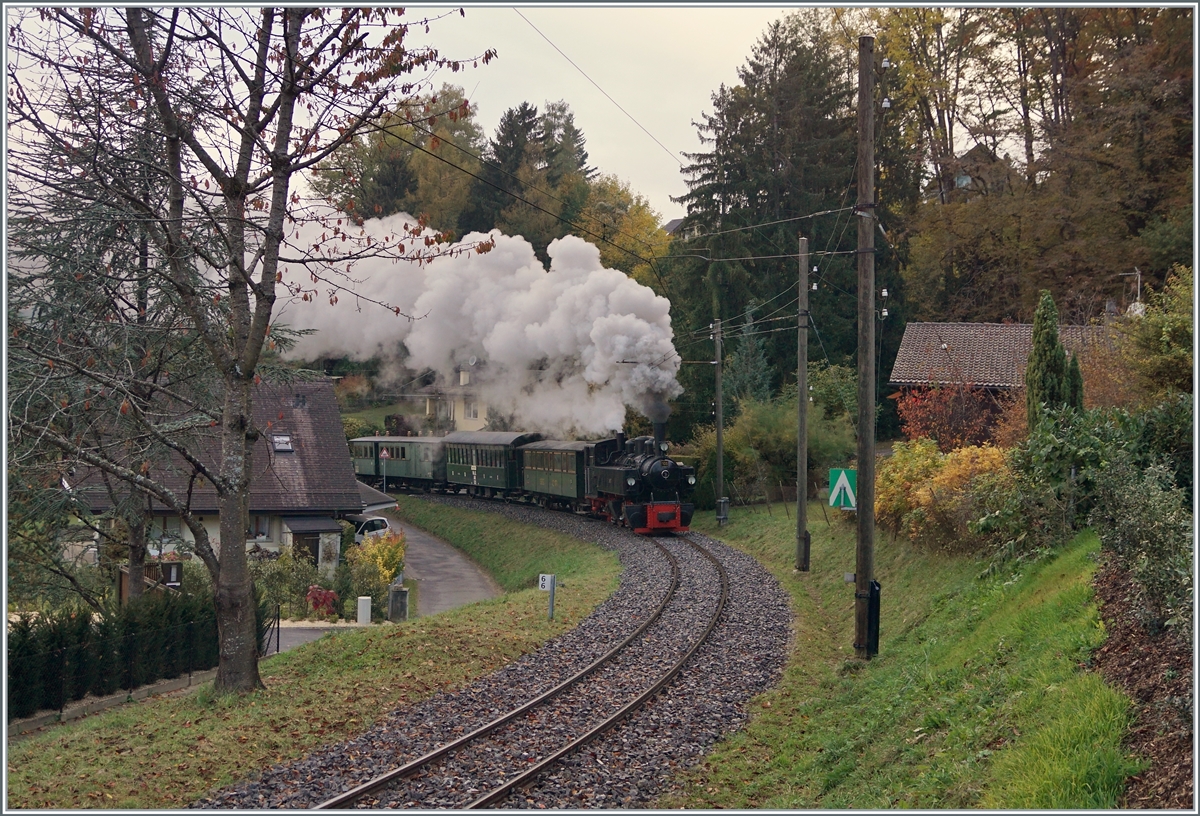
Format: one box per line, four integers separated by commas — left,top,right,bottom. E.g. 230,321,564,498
661,503,1141,809
342,400,423,429
389,495,604,593
5,499,620,810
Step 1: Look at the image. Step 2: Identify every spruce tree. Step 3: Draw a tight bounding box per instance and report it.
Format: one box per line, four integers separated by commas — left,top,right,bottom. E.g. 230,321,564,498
1026,289,1068,427
1066,353,1084,411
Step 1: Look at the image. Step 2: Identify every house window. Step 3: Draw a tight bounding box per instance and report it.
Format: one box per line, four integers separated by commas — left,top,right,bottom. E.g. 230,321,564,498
460,370,470,386
153,516,182,540
271,434,294,452
248,515,271,540
464,400,478,419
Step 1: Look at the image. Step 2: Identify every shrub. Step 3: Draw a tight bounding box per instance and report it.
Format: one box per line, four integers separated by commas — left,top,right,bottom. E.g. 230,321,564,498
249,546,321,619
969,467,1072,561
1011,407,1136,527
904,445,1009,551
690,390,855,509
876,441,1009,552
896,384,996,451
306,585,338,617
1090,457,1194,640
5,589,238,721
358,529,406,585
1134,392,1193,503
874,438,943,535
342,530,406,621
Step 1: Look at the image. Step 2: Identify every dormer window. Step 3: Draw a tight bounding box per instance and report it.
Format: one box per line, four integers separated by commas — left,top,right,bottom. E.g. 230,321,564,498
271,434,294,452
460,369,470,386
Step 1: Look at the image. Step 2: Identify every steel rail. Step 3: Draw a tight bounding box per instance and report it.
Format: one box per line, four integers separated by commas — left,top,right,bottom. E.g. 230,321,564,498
313,538,682,810
464,534,731,809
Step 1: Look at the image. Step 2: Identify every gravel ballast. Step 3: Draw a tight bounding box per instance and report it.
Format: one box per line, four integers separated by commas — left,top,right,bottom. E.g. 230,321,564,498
193,497,792,809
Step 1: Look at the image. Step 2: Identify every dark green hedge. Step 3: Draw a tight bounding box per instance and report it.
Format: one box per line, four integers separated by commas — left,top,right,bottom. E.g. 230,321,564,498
7,587,267,722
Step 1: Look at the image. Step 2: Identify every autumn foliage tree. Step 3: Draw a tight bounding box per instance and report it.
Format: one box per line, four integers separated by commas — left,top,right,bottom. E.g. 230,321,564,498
895,384,995,452
7,8,492,693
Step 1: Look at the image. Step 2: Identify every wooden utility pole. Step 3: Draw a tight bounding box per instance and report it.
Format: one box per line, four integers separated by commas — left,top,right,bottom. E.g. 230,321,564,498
714,317,726,524
854,34,878,659
797,235,810,571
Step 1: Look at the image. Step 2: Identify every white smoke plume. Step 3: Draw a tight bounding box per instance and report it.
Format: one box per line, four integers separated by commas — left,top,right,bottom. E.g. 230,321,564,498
278,214,682,436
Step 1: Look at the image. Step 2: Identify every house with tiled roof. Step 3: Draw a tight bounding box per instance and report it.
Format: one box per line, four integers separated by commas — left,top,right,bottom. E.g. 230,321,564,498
73,379,389,578
889,322,1112,391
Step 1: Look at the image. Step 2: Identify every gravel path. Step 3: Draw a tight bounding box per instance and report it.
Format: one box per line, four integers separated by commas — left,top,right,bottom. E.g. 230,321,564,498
193,497,792,809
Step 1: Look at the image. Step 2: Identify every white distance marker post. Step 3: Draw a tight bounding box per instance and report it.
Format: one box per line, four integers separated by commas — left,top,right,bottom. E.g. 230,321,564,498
539,573,556,620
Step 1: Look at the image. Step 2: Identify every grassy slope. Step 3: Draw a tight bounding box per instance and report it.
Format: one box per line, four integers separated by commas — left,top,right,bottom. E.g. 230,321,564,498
343,401,423,428
660,503,1141,809
5,500,619,810
7,498,1140,809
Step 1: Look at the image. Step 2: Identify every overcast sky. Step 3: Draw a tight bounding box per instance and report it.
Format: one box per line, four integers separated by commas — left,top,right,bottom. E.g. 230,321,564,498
406,4,797,223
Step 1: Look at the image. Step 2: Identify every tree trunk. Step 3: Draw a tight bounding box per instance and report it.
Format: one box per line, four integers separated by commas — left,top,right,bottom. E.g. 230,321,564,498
213,377,263,693
127,514,147,601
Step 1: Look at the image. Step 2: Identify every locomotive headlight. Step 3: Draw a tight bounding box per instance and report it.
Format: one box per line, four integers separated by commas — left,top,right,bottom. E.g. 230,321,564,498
687,475,696,485
659,442,668,452
626,476,636,487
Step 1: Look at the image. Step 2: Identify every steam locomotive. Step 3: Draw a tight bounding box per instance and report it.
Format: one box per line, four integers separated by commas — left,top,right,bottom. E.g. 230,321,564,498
349,422,696,534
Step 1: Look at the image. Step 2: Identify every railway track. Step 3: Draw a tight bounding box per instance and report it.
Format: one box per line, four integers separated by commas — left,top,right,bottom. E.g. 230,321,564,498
313,535,729,809
194,501,790,810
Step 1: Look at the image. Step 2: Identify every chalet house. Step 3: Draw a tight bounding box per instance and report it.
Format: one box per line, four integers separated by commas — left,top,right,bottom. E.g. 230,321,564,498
925,144,1014,205
889,322,1112,392
422,365,489,433
73,379,391,579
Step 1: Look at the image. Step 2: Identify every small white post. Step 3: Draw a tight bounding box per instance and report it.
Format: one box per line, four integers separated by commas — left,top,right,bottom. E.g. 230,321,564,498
357,596,371,626
539,573,556,620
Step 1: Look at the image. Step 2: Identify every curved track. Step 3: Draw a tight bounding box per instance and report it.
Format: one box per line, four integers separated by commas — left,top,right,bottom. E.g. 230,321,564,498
193,500,792,811
313,535,728,809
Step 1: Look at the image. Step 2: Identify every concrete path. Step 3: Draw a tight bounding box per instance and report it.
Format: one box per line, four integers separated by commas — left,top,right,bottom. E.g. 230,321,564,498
383,509,502,617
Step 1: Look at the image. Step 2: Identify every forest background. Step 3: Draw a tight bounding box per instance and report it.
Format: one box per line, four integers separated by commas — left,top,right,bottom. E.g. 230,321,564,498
310,7,1192,444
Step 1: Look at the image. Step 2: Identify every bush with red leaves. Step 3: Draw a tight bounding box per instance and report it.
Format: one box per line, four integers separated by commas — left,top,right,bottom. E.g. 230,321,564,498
306,585,338,617
896,383,996,452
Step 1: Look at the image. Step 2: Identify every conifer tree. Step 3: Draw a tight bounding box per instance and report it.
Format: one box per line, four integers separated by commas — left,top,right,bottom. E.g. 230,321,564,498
1066,354,1085,411
1026,290,1069,427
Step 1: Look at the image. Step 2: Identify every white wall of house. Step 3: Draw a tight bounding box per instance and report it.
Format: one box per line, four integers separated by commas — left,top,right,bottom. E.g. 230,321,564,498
68,513,344,583
453,394,488,432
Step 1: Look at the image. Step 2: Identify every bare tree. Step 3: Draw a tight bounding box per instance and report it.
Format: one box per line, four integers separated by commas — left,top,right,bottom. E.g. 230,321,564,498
7,7,494,693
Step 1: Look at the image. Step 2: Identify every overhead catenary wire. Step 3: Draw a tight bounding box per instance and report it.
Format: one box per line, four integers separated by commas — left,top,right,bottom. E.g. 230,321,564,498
357,100,874,299
683,206,856,241
514,8,684,168
361,122,677,297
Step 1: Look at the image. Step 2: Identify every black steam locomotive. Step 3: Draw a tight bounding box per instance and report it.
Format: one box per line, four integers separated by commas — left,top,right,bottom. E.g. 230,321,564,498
350,422,696,534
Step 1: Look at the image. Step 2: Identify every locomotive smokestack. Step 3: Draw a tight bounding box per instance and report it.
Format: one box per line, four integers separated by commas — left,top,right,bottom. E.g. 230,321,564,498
653,421,667,451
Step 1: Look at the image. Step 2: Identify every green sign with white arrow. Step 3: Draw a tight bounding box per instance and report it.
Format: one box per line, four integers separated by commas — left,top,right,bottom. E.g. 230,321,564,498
829,468,857,509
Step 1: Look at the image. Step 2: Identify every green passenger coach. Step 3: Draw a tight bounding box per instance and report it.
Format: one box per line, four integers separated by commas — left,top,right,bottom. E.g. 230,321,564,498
519,440,589,502
350,436,445,491
443,431,543,496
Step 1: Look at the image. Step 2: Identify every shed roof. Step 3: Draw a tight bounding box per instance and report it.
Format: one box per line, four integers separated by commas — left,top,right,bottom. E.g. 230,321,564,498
281,516,344,534
889,322,1113,389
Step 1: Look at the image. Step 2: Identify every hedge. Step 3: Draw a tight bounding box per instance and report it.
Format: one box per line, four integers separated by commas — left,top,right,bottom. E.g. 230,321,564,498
6,587,267,721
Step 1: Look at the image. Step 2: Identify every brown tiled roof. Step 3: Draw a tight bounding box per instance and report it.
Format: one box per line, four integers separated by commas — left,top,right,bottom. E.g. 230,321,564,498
889,322,1113,389
78,379,362,516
